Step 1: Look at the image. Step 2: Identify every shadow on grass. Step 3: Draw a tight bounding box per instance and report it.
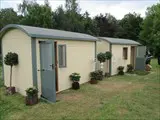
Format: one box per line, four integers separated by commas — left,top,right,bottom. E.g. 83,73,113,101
127,70,149,76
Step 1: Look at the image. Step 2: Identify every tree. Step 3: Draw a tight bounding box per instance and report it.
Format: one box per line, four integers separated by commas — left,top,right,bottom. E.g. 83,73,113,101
97,53,106,63
19,0,53,28
64,0,84,32
4,52,18,94
140,3,160,56
117,13,143,41
0,8,20,30
94,13,118,37
65,0,80,13
82,11,99,35
18,0,29,16
53,0,83,32
53,1,99,35
53,6,67,30
0,8,21,54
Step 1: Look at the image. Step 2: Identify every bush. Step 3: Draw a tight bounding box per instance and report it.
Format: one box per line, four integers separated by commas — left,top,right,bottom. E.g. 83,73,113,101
97,53,106,63
117,66,124,75
26,87,38,96
69,73,81,82
127,64,134,72
105,51,112,60
90,70,103,80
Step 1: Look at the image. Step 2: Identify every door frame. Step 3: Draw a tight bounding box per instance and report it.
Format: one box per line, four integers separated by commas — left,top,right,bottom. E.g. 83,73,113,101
39,40,57,102
130,46,136,68
54,41,59,92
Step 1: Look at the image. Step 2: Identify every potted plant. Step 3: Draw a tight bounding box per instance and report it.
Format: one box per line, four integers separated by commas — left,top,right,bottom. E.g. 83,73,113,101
90,70,103,84
117,66,124,75
90,71,98,84
127,64,134,73
97,52,106,74
69,73,81,90
25,87,38,105
97,52,106,63
4,52,18,94
105,51,112,60
97,70,103,80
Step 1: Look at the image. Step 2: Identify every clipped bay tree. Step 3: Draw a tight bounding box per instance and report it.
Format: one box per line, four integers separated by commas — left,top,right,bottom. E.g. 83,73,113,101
4,52,18,94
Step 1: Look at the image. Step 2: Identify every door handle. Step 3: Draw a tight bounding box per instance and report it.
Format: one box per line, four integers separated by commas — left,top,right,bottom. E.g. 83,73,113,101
50,64,55,69
38,69,45,71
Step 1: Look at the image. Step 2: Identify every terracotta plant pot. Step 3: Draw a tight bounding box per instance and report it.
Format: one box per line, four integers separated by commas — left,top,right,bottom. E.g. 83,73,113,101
25,94,38,105
90,79,98,84
6,87,16,94
72,82,80,90
145,64,151,71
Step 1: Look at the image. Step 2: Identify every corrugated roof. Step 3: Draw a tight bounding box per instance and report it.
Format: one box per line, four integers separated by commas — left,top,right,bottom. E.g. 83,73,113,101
99,37,140,45
0,24,98,41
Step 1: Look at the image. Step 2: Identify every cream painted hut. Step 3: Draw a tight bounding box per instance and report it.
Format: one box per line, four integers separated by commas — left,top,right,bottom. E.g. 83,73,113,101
96,37,146,76
0,24,97,102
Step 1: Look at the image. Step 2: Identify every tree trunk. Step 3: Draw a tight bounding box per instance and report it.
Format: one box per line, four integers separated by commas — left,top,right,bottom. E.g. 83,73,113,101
10,65,12,87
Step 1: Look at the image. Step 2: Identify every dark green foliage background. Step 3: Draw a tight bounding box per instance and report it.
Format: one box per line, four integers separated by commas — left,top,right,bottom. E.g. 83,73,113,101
0,0,159,56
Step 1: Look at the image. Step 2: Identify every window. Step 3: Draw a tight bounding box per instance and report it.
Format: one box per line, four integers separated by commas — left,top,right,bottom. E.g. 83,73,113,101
58,45,66,67
123,47,128,60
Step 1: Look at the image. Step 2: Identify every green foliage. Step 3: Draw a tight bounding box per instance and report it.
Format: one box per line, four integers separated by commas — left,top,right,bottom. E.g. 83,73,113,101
0,0,159,57
53,2,99,35
127,64,134,72
105,51,112,60
116,13,143,41
26,87,38,96
4,52,18,88
117,66,124,75
0,8,20,30
90,70,103,80
94,13,119,37
140,3,160,56
69,72,81,82
97,52,112,63
97,53,106,63
19,1,53,28
4,52,18,66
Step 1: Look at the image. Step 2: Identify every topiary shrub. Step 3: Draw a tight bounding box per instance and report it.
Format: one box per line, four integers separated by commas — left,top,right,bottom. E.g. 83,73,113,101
97,52,106,63
127,64,134,73
105,51,112,60
4,52,18,94
117,66,124,75
96,70,103,80
90,70,103,83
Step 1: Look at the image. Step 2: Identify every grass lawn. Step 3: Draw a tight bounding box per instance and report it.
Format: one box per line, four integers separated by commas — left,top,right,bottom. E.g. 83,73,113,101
0,59,160,120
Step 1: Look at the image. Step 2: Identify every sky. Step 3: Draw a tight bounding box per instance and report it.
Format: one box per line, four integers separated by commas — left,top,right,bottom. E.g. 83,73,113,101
0,0,159,19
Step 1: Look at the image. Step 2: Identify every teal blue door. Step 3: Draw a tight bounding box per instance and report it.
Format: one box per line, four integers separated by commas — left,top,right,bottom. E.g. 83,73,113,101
135,46,146,70
40,41,56,102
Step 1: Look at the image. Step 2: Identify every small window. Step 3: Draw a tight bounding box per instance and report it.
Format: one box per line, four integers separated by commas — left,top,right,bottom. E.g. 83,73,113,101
123,47,128,60
58,45,66,68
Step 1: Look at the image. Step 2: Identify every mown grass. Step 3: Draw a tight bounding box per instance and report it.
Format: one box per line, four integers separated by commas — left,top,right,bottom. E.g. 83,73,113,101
0,59,160,120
